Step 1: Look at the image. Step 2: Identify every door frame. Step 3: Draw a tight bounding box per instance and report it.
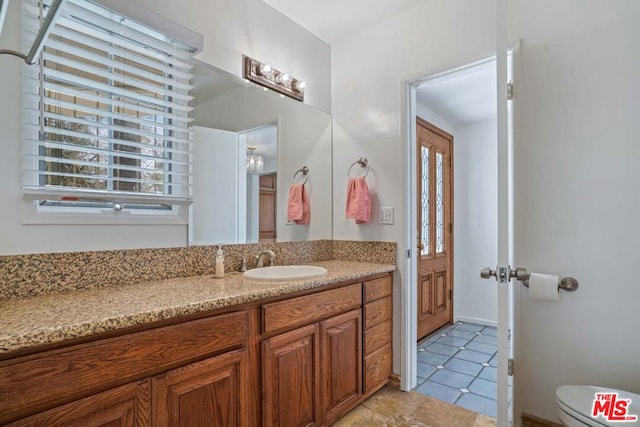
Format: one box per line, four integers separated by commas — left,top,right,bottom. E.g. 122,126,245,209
403,47,515,424
401,54,500,387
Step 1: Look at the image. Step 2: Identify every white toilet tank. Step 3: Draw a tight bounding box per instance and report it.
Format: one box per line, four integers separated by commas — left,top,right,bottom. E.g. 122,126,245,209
556,385,640,427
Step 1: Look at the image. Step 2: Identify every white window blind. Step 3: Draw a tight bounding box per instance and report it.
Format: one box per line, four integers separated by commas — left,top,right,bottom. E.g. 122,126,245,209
22,0,200,206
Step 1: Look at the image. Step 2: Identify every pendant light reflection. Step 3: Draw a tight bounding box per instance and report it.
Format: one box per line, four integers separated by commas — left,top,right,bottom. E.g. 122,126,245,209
246,147,264,175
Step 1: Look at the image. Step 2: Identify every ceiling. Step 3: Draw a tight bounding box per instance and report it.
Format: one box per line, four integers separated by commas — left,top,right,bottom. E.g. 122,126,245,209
416,59,497,126
262,0,432,44
244,125,278,165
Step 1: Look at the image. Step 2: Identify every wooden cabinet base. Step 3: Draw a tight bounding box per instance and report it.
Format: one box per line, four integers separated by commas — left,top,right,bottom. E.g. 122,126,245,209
7,380,151,427
153,350,244,427
262,324,321,427
364,343,393,394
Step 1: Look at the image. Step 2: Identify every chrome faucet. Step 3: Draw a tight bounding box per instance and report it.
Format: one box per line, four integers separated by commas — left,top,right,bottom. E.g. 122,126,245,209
255,249,276,268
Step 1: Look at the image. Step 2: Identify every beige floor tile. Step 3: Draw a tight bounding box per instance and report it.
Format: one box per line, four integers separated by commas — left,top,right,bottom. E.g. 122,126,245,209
361,387,429,418
472,414,498,427
331,405,390,427
410,397,479,427
332,386,497,427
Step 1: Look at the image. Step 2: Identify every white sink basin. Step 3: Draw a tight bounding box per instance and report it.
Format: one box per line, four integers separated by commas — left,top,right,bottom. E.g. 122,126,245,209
243,265,328,281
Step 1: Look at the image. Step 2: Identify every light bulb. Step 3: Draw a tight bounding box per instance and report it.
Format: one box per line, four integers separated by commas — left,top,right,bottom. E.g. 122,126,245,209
295,80,306,91
259,63,272,75
277,73,291,84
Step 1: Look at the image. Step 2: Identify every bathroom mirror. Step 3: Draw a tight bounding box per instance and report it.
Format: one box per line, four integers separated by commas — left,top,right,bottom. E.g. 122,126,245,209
189,60,333,245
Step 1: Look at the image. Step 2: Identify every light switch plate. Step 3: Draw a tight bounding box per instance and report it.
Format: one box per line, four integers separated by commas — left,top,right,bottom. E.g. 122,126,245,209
379,207,394,225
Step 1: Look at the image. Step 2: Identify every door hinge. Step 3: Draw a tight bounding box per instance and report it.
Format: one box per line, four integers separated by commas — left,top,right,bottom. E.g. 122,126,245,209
507,81,514,100
449,222,453,234
449,289,452,300
406,249,411,259
508,358,514,376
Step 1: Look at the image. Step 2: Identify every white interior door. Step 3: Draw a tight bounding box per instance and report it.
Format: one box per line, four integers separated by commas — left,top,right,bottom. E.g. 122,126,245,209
496,1,514,423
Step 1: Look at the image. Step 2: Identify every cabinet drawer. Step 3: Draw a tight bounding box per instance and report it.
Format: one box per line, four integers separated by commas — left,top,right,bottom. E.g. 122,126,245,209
363,276,392,303
0,311,247,425
363,296,392,329
7,380,151,427
262,284,362,334
363,319,392,355
363,343,392,393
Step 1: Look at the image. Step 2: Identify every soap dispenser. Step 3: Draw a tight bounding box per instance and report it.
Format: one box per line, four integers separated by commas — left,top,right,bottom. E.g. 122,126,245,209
215,245,225,278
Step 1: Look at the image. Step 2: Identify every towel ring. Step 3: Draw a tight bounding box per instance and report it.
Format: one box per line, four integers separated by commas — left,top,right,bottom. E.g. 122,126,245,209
293,166,309,185
348,158,369,178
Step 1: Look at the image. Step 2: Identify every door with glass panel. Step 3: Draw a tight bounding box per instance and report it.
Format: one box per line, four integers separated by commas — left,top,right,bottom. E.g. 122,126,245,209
417,118,453,340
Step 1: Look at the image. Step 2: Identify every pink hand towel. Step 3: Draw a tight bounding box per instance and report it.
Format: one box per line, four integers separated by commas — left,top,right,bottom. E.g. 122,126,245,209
345,177,371,224
287,184,304,222
296,184,310,225
287,183,311,225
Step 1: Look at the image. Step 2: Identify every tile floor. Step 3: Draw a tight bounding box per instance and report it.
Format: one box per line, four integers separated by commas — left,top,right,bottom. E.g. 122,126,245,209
414,322,498,418
333,386,496,427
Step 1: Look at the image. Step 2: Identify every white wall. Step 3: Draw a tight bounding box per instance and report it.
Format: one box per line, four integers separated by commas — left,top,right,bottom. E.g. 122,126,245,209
331,0,497,378
508,0,640,422
333,0,640,423
0,0,330,255
191,127,241,245
453,119,498,326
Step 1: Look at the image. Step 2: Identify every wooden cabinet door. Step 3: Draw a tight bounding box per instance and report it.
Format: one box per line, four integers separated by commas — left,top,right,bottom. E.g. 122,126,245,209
262,324,320,427
8,380,151,427
259,173,277,242
320,309,362,424
153,350,243,427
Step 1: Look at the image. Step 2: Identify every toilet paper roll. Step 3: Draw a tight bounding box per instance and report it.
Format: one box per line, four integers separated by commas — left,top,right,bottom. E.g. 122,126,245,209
528,273,560,301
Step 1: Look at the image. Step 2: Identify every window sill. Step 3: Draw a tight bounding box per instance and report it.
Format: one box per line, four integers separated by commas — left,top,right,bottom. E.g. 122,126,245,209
21,201,188,226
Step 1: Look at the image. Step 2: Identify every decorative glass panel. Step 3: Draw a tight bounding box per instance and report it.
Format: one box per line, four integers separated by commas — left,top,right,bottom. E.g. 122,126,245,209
420,146,429,255
436,152,444,253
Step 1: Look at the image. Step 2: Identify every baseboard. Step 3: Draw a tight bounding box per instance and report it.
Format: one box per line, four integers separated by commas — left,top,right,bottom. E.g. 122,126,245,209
454,315,497,328
521,412,563,427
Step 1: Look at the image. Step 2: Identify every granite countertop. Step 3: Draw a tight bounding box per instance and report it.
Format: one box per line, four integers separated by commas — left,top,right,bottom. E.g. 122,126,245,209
0,260,395,355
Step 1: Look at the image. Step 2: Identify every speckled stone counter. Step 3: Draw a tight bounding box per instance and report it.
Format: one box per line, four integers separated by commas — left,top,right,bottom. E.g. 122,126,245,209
0,260,395,355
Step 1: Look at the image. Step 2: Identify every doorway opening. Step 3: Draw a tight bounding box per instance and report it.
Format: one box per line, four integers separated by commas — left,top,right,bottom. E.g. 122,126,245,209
407,56,500,418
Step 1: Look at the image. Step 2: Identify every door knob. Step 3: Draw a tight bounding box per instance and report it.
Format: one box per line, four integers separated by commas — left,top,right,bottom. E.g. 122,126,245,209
480,268,496,279
480,266,530,282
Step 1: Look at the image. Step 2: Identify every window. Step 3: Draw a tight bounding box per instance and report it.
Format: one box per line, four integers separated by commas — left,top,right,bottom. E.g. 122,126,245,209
22,0,202,217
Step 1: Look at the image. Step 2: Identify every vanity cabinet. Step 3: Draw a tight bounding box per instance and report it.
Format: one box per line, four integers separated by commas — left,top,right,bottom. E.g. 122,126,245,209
0,311,249,426
261,283,365,427
0,273,393,427
362,276,393,393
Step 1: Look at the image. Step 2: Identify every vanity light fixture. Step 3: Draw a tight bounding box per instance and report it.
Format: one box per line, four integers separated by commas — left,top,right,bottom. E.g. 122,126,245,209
246,147,264,175
243,56,305,102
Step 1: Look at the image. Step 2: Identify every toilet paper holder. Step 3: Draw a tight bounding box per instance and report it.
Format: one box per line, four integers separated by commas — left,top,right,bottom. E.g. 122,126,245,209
480,266,579,292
